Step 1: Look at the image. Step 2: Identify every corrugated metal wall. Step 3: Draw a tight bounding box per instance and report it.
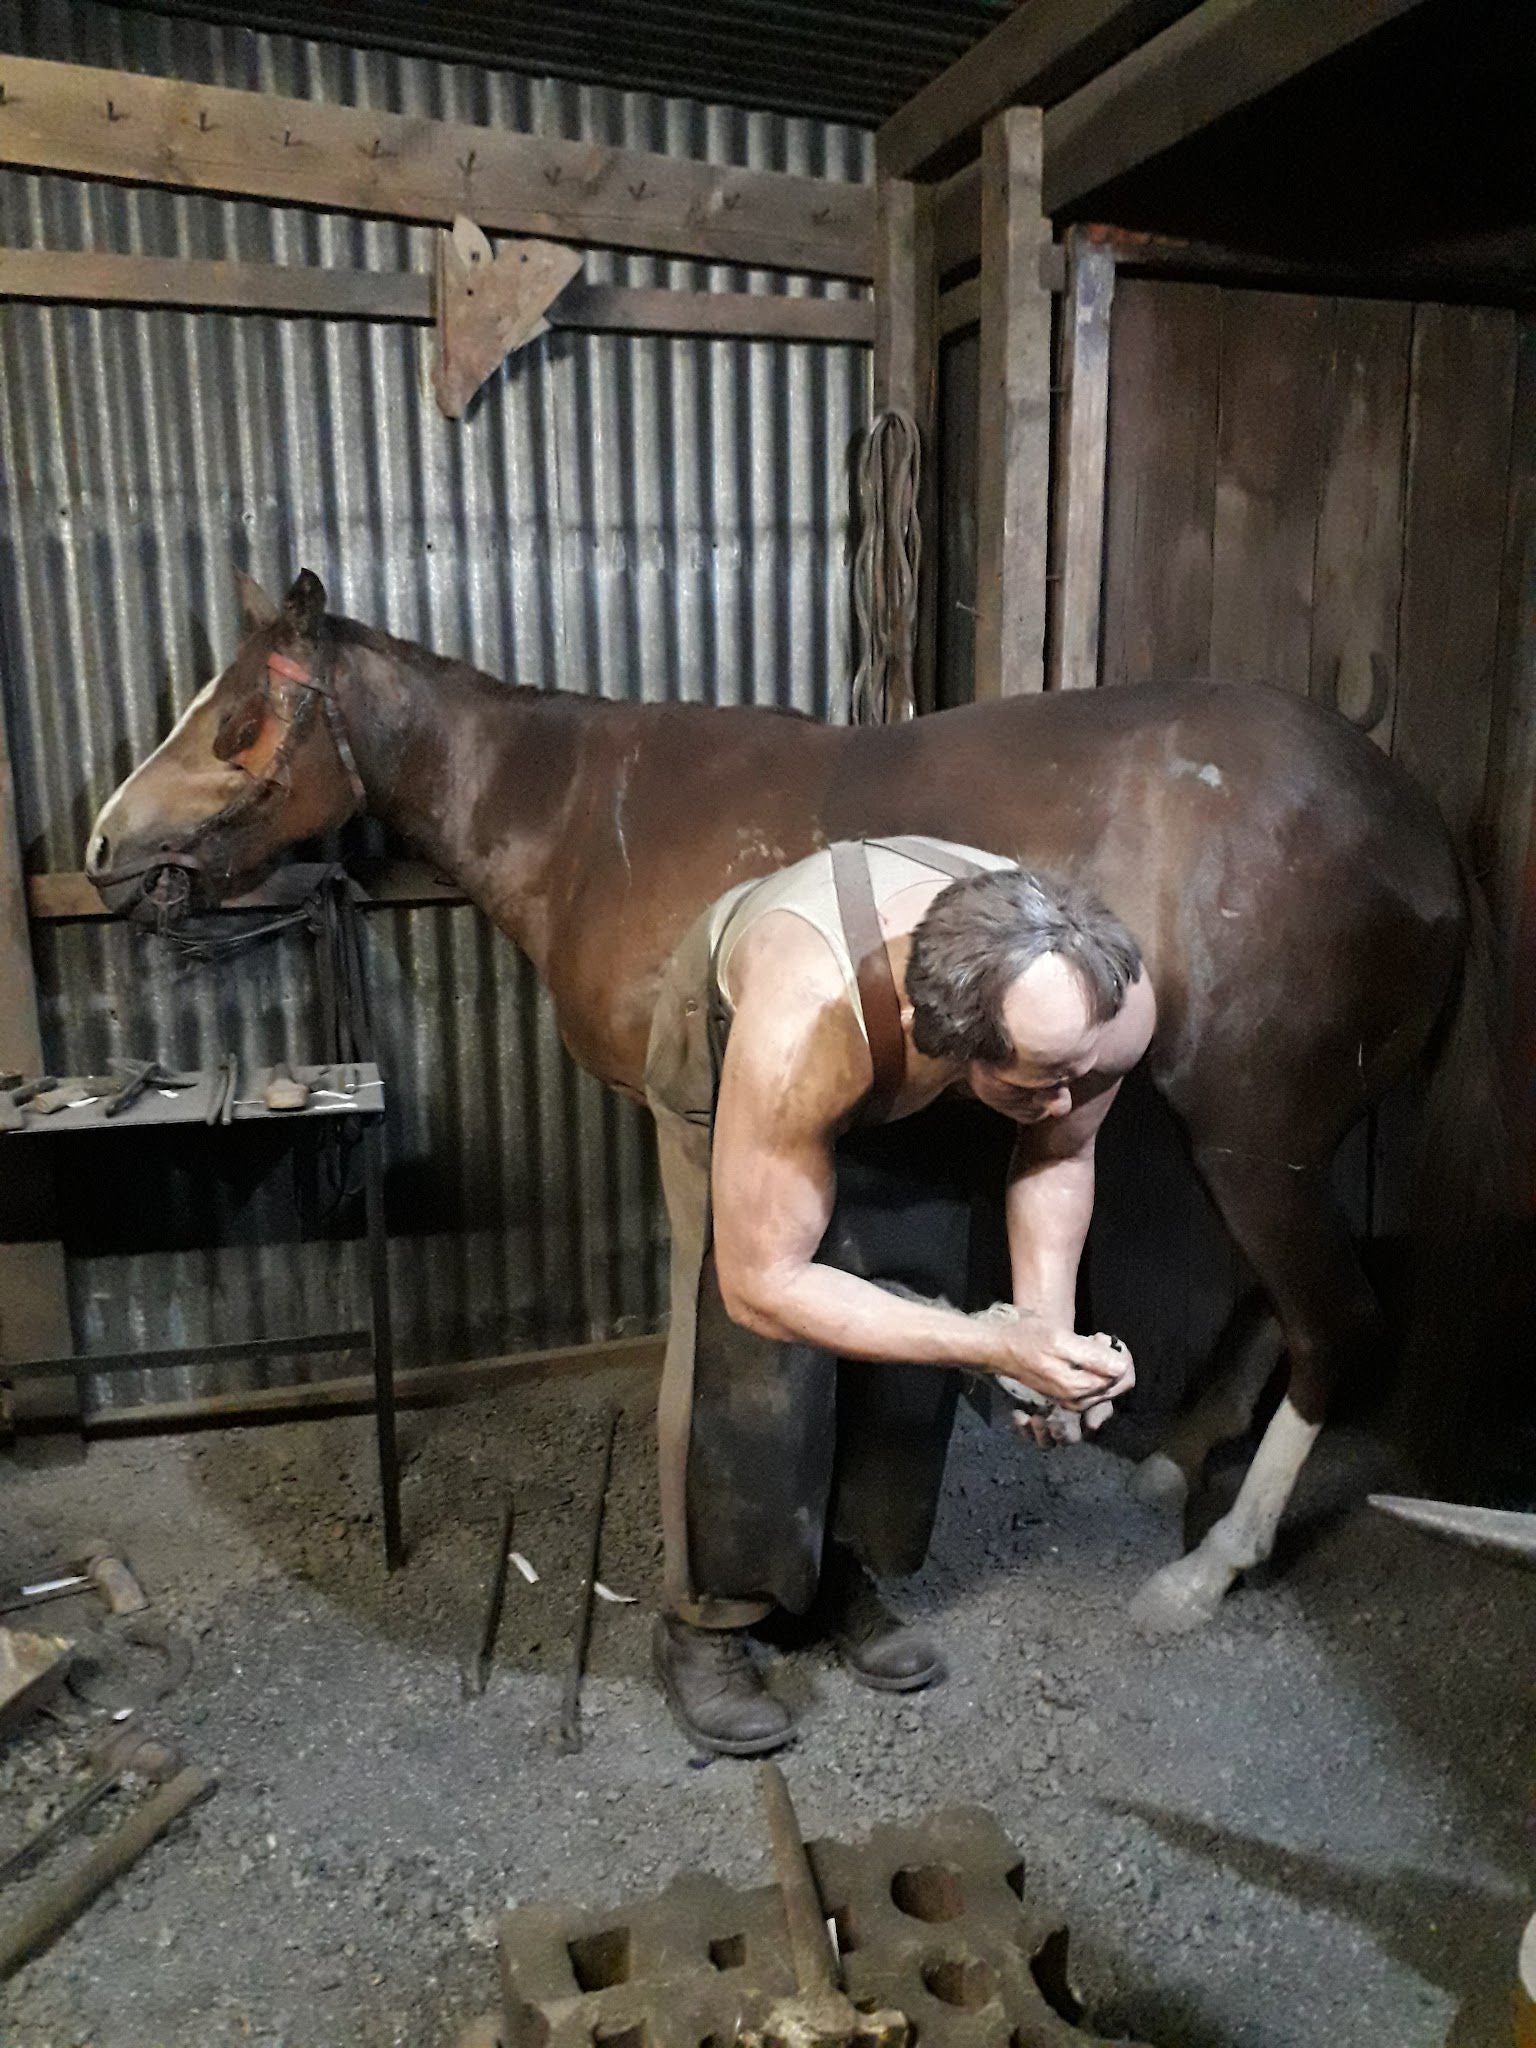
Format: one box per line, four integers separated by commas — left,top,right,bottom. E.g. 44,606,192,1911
0,1,872,1405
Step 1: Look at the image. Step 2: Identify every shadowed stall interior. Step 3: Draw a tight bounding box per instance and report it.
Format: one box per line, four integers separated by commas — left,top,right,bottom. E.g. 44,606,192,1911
942,276,1532,1452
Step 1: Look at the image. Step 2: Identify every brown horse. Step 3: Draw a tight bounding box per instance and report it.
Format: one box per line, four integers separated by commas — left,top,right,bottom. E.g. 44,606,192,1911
86,568,1486,1628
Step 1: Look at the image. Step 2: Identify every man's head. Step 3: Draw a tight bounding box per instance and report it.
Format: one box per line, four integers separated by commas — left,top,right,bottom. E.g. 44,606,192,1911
905,868,1143,1120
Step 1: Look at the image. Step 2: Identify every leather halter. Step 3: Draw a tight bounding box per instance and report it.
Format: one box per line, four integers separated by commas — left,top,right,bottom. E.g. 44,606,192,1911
262,644,367,808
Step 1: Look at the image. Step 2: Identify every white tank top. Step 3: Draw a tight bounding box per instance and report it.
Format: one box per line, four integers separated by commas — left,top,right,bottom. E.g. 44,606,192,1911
708,836,1017,1041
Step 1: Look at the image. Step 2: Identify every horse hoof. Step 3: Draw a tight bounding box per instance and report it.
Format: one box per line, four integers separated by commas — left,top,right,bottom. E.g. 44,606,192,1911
1128,1451,1190,1510
1129,1553,1229,1636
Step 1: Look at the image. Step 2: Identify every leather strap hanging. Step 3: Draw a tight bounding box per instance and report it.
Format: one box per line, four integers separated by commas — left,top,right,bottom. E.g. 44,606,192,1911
830,841,907,1125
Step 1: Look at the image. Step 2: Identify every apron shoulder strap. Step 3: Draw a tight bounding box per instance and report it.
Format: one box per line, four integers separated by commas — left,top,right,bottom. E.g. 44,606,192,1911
830,842,906,1125
863,834,992,882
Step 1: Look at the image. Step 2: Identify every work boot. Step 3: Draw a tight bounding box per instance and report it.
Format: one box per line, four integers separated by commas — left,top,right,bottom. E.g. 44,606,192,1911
823,1549,945,1693
652,1615,795,1756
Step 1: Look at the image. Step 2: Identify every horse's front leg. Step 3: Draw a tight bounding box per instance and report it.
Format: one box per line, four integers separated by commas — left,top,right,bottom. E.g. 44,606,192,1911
1128,1288,1283,1508
1130,1149,1384,1635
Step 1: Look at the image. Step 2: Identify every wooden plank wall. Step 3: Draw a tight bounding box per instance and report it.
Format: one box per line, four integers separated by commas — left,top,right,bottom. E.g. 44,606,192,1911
1088,278,1520,1409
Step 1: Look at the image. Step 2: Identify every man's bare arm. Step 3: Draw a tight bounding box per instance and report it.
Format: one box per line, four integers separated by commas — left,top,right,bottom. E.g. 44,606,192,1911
1006,1077,1120,1328
709,934,1126,1406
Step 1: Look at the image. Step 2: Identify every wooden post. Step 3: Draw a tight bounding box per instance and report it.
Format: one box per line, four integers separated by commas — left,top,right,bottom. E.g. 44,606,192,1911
873,178,938,715
0,684,78,1442
1051,230,1117,691
975,108,1053,700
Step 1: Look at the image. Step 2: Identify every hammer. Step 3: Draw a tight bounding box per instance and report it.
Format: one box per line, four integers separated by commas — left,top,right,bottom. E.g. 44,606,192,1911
0,1730,181,1886
0,1543,147,1619
752,1766,908,2048
77,1541,148,1616
0,1762,215,1979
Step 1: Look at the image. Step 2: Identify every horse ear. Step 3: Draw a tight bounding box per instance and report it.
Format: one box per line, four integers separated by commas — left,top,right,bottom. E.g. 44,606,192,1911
235,568,279,634
282,569,327,641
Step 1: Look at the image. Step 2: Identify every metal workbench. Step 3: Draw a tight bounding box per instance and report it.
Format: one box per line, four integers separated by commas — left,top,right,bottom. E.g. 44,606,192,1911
0,1063,402,1569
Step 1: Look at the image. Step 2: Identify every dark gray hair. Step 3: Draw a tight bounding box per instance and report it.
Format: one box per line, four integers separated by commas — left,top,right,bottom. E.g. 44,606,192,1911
906,868,1142,1064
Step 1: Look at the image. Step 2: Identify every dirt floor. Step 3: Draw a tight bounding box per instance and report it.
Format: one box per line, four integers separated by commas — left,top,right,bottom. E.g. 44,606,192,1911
0,1368,1527,2048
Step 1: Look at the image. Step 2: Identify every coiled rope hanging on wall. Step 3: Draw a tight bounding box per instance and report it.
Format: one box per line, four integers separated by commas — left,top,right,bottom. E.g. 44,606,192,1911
850,407,923,725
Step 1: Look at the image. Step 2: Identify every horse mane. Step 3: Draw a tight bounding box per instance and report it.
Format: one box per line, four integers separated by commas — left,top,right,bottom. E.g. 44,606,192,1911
329,614,817,721
329,614,551,703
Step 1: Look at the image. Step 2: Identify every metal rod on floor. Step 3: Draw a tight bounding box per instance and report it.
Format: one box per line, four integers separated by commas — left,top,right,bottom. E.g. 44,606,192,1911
558,1403,618,1754
469,1488,517,1696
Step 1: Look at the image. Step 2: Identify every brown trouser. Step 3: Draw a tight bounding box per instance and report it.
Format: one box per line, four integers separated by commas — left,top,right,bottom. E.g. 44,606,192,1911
645,905,1008,1629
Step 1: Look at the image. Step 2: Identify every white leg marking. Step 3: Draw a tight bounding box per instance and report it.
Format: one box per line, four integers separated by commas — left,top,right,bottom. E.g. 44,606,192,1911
1130,1310,1283,1506
1130,1397,1321,1635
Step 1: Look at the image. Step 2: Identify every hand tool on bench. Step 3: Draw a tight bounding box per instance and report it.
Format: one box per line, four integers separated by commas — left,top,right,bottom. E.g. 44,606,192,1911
0,1730,181,1885
263,1060,310,1112
101,1058,161,1118
756,1763,908,2048
10,1077,58,1109
558,1404,618,1754
99,1059,196,1119
203,1053,238,1126
0,1763,216,1979
29,1081,91,1115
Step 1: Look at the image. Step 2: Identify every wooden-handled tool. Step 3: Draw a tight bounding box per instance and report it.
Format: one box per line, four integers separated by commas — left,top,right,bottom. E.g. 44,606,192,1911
754,1765,908,2048
0,1764,216,1979
263,1061,310,1112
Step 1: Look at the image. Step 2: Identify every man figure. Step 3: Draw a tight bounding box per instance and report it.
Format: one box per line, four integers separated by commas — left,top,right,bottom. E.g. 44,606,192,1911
644,837,1155,1753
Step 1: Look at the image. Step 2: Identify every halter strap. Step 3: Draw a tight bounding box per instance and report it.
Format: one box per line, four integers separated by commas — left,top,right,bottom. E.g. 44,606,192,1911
265,651,315,688
265,643,367,808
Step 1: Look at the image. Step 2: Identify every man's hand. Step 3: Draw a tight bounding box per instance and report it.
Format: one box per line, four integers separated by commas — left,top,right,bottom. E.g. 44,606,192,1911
974,1304,1133,1445
984,1311,1133,1412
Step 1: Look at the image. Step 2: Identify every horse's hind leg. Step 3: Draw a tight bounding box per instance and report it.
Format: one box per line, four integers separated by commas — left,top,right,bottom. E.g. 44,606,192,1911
1129,1288,1283,1508
1129,1150,1384,1635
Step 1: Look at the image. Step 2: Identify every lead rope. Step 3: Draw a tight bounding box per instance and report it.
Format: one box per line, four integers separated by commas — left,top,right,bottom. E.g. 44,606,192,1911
850,407,923,726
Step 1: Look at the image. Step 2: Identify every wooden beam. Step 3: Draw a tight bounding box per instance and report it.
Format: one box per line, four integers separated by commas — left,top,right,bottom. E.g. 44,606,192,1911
0,627,77,1438
0,55,873,279
0,244,875,344
1072,224,1536,309
0,243,430,320
556,283,873,346
1051,233,1116,690
873,179,939,716
877,0,1195,180
80,1331,664,1437
934,0,1435,270
1044,0,1435,214
974,109,1053,701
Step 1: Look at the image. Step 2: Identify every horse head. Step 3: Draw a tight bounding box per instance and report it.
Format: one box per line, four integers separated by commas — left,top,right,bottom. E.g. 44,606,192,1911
85,568,363,925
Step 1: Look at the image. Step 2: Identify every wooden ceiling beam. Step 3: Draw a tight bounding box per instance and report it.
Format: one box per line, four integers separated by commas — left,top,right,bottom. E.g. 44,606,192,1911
0,55,874,278
877,0,1195,180
934,0,1435,270
1043,0,1435,215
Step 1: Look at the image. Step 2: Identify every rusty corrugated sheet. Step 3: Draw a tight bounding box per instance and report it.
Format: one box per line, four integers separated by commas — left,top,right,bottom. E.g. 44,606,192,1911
0,0,871,1406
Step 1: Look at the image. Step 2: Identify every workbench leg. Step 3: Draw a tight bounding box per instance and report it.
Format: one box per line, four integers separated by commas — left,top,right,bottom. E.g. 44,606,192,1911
363,1121,403,1571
